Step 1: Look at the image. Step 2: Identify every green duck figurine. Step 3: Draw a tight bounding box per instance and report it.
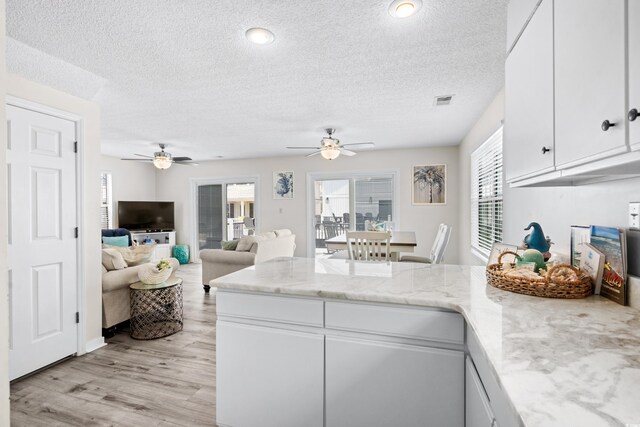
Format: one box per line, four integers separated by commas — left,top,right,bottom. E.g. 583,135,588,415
523,222,552,254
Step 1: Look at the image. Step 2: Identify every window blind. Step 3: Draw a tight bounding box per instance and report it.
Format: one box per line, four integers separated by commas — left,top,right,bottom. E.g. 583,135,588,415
100,172,112,229
471,127,503,259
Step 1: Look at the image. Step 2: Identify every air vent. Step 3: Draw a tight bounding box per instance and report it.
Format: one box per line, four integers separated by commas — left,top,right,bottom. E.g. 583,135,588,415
434,95,454,106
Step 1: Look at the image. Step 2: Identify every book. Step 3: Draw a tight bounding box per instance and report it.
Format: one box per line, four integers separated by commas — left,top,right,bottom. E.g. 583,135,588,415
589,226,627,305
570,225,591,268
579,243,605,295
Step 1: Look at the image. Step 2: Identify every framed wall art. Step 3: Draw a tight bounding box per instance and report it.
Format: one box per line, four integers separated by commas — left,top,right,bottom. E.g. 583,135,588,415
273,171,294,199
412,164,446,205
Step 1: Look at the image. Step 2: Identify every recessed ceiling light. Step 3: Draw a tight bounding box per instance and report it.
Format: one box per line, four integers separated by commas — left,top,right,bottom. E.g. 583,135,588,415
245,27,275,45
388,0,422,18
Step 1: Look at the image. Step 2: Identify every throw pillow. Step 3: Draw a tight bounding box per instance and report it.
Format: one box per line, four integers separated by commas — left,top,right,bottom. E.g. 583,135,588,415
102,235,129,247
221,240,240,250
103,244,155,266
255,231,277,240
235,236,254,252
273,229,291,237
101,248,128,271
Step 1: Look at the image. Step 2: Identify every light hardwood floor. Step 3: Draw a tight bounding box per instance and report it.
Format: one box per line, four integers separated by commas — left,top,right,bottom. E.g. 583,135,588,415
10,263,217,426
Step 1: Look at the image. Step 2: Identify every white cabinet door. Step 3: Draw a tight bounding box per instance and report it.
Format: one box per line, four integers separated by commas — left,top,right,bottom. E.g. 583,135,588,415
466,357,496,427
630,0,640,150
216,321,324,427
504,0,555,182
554,0,627,168
325,336,464,427
506,0,542,53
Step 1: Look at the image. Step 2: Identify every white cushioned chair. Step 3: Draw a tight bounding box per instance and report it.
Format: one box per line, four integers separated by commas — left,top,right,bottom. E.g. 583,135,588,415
400,224,452,264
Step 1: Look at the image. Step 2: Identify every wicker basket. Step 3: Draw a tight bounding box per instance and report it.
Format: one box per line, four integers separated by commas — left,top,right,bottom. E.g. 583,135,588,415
138,263,173,285
486,251,592,299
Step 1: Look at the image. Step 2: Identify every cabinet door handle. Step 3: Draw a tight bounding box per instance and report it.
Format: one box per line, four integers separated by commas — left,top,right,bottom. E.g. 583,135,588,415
601,120,616,131
629,109,639,122
541,147,551,154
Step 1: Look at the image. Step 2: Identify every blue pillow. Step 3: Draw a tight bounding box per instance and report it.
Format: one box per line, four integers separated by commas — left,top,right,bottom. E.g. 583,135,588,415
102,235,130,247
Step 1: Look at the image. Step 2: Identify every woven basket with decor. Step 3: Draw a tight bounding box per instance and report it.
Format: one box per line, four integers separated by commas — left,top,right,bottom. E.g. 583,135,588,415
486,251,592,299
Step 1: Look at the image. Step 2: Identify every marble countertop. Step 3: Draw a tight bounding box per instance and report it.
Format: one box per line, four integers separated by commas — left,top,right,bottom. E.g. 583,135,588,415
213,257,640,427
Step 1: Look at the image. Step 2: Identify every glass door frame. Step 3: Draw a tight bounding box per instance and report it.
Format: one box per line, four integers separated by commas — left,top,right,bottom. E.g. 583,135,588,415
190,175,260,262
306,169,400,258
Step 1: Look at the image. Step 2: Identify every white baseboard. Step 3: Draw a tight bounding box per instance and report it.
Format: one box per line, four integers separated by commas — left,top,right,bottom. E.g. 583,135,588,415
85,337,107,353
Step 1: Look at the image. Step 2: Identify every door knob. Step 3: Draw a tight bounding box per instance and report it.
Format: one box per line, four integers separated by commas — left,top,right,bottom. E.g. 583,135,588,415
629,109,639,122
541,147,551,154
601,120,616,131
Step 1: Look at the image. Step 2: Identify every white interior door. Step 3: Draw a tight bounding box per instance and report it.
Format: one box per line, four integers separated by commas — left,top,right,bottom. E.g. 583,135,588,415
7,104,78,381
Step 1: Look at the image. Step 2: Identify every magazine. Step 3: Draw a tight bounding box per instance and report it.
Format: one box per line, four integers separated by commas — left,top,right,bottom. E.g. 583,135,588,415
579,243,605,295
589,226,627,305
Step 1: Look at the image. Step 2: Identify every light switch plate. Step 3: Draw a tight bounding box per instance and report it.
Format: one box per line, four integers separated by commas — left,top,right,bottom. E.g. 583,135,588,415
630,202,640,229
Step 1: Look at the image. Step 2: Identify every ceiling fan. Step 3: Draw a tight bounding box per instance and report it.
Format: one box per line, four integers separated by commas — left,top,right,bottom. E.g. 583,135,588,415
121,144,199,169
286,128,375,160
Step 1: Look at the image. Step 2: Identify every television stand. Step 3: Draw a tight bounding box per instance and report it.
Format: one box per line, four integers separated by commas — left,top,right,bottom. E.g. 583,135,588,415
130,231,176,262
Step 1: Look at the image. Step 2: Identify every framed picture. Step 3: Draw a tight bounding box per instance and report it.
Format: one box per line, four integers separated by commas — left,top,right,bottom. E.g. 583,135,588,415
487,243,520,266
412,164,446,205
273,171,294,199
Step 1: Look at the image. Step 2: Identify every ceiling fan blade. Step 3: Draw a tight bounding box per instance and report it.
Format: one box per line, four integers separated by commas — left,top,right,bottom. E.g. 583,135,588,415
305,151,322,157
121,158,153,162
340,149,357,156
172,161,199,166
287,146,321,150
134,153,154,158
172,156,193,162
340,142,375,148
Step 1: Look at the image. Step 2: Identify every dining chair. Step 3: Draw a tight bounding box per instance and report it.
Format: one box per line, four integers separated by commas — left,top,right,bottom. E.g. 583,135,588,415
346,231,391,261
401,224,451,264
243,216,255,235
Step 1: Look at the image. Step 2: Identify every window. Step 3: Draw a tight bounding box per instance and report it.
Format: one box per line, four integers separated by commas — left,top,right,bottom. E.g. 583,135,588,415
311,172,397,257
471,127,503,260
100,172,113,229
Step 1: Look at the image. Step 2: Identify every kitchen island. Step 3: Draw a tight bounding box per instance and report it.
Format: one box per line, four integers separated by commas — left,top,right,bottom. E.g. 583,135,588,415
213,257,640,427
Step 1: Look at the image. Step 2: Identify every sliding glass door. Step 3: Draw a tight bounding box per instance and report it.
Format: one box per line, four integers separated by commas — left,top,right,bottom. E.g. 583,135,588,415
311,173,396,258
197,181,256,252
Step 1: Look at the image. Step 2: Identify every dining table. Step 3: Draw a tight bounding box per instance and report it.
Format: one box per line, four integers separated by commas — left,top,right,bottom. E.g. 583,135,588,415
325,231,417,261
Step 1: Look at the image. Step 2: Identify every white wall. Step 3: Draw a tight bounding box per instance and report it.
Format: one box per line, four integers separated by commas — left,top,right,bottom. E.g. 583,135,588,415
101,155,157,226
0,0,9,422
156,146,461,263
7,74,104,352
459,87,640,264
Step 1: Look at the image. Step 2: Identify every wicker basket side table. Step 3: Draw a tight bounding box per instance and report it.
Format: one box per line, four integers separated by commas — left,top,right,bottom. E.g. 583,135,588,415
130,275,184,340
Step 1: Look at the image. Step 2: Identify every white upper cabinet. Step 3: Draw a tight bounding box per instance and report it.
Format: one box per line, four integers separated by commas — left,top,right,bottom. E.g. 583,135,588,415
630,0,640,151
554,0,627,168
506,0,542,53
504,0,554,182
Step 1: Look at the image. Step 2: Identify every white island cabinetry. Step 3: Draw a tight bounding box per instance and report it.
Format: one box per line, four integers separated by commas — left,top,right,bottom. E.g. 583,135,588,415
216,291,465,427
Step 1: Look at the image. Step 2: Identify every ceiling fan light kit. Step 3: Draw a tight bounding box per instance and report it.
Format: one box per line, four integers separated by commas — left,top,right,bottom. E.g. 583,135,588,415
286,128,375,160
321,146,341,160
121,143,199,169
152,153,173,170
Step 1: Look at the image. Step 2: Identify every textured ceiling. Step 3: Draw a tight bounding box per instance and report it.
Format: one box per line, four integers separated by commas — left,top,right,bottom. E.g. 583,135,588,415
7,0,508,161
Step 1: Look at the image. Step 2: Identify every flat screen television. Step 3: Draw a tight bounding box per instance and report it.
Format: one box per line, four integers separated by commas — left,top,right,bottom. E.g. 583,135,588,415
118,201,175,232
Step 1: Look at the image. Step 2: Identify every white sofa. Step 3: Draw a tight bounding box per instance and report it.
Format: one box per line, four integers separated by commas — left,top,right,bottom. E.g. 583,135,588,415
199,229,296,292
